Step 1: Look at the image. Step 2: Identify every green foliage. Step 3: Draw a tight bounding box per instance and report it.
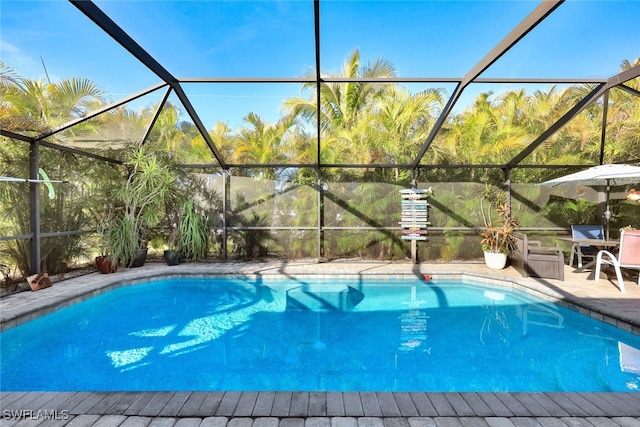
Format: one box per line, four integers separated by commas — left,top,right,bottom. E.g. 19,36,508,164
2,56,640,269
540,197,598,228
103,214,136,266
177,200,210,262
0,141,110,275
231,212,273,258
479,185,518,254
105,144,178,266
439,231,466,261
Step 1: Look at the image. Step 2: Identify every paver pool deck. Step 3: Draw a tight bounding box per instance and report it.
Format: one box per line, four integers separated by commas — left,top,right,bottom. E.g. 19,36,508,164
1,260,639,426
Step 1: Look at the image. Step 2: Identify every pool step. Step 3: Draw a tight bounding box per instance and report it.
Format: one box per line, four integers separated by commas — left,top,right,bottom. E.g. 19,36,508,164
286,284,364,311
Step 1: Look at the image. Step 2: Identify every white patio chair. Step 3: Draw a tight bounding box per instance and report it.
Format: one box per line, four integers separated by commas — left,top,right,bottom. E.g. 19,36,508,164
595,229,640,293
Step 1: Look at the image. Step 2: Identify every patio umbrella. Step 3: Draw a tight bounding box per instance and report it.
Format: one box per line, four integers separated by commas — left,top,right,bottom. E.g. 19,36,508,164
539,164,640,239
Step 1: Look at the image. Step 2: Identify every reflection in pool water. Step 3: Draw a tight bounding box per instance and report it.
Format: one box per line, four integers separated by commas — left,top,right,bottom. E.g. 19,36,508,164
1,277,639,392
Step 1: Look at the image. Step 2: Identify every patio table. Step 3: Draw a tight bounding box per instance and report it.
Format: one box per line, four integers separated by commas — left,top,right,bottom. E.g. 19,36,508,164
558,237,620,278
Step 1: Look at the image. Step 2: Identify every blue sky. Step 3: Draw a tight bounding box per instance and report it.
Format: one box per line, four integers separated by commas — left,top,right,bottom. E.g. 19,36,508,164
1,0,639,130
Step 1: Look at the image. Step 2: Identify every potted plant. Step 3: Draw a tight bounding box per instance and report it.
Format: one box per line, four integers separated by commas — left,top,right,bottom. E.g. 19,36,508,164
106,145,178,267
95,254,117,274
479,185,518,269
163,223,181,265
177,199,210,262
159,171,219,264
94,210,118,274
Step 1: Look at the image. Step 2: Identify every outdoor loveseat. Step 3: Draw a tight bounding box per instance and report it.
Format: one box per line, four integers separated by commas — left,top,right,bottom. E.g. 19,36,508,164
511,232,565,281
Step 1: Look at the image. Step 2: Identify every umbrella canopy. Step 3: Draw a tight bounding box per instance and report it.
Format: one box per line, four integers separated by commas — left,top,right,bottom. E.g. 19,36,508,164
539,164,640,239
540,164,640,187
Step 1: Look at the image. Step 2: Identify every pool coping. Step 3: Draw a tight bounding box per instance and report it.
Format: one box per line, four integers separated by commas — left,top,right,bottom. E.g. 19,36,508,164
1,390,640,420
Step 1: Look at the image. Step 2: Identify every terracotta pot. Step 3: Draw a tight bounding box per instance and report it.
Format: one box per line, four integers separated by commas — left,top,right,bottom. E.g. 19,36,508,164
95,256,117,274
26,273,53,291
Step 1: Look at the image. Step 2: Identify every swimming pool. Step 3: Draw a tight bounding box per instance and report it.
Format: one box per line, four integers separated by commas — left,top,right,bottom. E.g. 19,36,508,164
1,276,639,392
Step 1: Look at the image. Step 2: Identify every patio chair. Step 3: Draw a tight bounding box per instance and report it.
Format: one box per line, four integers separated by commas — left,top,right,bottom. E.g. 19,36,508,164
594,229,640,293
569,225,604,268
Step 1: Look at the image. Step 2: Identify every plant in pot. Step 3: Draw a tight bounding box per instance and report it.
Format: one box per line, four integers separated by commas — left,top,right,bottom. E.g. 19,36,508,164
95,212,118,274
177,199,210,262
163,223,181,265
479,185,518,270
160,172,218,264
107,145,178,268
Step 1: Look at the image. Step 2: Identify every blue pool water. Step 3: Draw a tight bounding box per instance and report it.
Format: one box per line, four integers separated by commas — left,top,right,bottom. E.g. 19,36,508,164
1,277,640,392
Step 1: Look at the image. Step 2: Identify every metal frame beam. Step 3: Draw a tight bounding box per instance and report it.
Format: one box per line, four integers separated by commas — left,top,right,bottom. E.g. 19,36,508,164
70,0,176,84
507,62,640,167
507,83,606,167
178,162,614,170
411,0,564,168
29,141,41,274
38,140,124,164
1,129,123,164
180,76,606,84
600,90,609,165
461,0,564,88
172,83,226,167
70,0,227,168
15,0,632,172
7,0,627,172
618,83,640,98
35,82,168,141
314,0,324,261
1,129,34,143
140,87,173,146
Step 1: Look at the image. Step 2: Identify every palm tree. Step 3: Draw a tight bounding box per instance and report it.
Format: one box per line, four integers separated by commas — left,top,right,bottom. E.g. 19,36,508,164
0,66,108,276
284,49,397,165
0,61,30,132
603,58,640,162
371,84,445,177
230,112,301,177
